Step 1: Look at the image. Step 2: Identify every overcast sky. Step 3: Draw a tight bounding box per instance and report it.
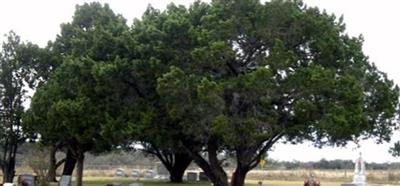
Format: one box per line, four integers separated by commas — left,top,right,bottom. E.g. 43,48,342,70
0,0,399,163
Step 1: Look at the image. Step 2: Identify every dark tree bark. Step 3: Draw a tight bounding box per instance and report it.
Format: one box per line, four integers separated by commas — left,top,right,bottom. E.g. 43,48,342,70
183,140,229,186
182,133,284,186
46,144,66,182
75,151,85,186
1,137,18,183
46,144,58,182
169,152,192,183
145,146,193,183
230,165,249,186
2,158,16,183
62,149,76,176
228,133,283,186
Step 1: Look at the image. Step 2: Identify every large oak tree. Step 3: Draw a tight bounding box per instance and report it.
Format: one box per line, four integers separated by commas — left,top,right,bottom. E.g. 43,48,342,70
138,0,399,186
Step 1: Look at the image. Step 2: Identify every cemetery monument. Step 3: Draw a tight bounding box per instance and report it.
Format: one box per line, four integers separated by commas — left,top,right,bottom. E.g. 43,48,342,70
341,152,367,186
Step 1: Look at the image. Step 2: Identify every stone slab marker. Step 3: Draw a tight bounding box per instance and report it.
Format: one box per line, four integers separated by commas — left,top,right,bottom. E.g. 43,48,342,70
58,175,72,186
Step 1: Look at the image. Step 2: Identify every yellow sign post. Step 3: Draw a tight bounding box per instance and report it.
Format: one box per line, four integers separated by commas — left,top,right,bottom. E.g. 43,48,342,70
259,159,266,169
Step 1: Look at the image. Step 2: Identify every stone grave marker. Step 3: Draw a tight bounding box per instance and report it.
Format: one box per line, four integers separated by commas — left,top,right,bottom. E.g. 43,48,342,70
130,169,140,178
114,168,125,177
18,174,36,186
187,172,198,182
58,175,72,186
143,169,155,179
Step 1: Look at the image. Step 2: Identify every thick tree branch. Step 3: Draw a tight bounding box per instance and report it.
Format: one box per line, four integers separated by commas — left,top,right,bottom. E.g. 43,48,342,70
249,133,284,169
55,158,66,169
0,159,4,168
226,61,239,76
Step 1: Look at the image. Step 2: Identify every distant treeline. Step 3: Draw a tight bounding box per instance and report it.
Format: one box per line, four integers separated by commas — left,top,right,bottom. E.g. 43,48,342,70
16,144,400,171
264,158,400,170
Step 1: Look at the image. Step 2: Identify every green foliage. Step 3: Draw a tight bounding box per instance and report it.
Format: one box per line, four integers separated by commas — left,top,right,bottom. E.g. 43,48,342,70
24,2,133,151
23,4,133,186
390,141,400,157
54,2,131,61
0,31,32,182
133,0,400,185
20,1,400,186
27,58,106,152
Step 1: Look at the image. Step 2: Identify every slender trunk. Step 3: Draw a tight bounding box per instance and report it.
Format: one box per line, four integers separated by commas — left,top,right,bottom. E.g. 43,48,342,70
183,140,228,186
76,152,84,186
2,150,16,183
62,149,76,176
169,152,192,183
47,145,58,182
229,134,283,186
207,141,228,186
2,137,17,183
230,167,249,186
2,158,15,183
2,137,9,182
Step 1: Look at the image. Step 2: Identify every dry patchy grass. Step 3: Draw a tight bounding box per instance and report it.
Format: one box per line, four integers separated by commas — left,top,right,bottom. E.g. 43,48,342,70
6,168,400,185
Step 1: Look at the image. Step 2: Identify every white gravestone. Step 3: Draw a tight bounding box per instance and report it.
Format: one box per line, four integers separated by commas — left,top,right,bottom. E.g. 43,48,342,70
352,152,367,186
341,152,367,186
58,175,72,186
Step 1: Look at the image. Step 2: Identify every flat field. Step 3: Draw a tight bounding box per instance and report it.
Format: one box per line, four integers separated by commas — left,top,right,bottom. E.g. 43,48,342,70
43,176,400,186
47,178,341,186
45,179,396,186
6,169,400,185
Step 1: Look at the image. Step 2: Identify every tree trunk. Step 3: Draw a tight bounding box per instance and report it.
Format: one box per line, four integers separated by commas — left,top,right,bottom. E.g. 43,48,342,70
2,158,15,183
2,138,18,183
207,171,228,186
62,149,76,176
230,167,249,186
183,140,228,186
46,145,58,182
75,152,85,186
169,152,192,183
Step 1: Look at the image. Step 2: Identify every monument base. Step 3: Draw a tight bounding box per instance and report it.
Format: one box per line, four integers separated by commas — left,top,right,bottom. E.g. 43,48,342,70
352,174,366,186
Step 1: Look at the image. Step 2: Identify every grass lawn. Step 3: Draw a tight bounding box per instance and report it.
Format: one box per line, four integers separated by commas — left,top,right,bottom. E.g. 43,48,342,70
49,177,212,186
11,176,400,186
50,180,212,186
46,177,347,186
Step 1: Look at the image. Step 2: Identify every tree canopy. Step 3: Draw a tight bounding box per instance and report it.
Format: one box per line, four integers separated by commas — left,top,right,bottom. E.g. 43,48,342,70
136,0,399,185
23,2,132,186
21,1,400,186
0,31,36,183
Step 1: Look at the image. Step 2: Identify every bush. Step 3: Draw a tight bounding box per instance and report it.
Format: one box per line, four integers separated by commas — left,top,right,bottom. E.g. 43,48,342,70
23,144,50,186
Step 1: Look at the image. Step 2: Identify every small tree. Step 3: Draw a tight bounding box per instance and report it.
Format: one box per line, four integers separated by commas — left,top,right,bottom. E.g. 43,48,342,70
24,144,50,186
0,31,31,183
24,3,131,186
